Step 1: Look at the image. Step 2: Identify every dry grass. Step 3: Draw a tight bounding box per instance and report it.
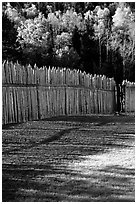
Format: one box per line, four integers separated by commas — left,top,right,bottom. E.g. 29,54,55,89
2,115,135,202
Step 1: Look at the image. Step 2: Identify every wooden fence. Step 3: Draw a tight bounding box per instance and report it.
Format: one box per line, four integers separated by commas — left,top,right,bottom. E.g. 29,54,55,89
123,81,135,113
2,61,116,125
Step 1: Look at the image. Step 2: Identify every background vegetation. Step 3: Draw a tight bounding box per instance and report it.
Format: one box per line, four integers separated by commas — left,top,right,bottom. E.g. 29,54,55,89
2,2,135,83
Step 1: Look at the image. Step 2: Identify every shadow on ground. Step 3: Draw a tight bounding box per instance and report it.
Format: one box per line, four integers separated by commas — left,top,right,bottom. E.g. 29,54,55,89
3,163,135,202
2,114,135,130
2,115,135,202
41,114,135,125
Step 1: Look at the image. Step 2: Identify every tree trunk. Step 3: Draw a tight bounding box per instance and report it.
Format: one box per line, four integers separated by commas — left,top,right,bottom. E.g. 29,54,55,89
106,20,110,62
99,37,101,71
123,38,126,79
123,59,125,80
106,25,110,63
116,83,121,113
106,35,109,62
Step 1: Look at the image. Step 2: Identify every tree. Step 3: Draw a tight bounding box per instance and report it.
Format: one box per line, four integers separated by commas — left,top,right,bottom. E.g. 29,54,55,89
93,6,110,71
2,8,22,62
2,2,135,82
15,5,86,67
110,3,135,81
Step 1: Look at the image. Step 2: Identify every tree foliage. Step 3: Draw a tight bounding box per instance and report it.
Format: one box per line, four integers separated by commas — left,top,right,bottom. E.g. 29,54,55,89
2,2,135,82
110,3,135,81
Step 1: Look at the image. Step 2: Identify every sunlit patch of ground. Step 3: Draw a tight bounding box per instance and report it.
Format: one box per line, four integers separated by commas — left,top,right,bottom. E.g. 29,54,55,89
66,146,134,201
2,115,135,202
68,147,134,172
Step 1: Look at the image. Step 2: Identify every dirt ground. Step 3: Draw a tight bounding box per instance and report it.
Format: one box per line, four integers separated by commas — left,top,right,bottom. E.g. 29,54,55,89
2,114,135,202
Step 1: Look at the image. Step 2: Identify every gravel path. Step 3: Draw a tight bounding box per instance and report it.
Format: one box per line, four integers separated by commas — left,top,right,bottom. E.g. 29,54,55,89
2,115,135,202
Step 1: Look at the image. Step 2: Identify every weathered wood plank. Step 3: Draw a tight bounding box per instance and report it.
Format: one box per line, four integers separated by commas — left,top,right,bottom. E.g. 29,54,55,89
2,62,121,125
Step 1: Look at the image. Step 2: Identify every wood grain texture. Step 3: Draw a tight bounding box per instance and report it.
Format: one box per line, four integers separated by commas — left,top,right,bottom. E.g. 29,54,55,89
2,61,119,125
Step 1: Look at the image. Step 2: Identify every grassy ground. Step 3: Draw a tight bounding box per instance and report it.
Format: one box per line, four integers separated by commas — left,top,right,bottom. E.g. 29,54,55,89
2,114,135,202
